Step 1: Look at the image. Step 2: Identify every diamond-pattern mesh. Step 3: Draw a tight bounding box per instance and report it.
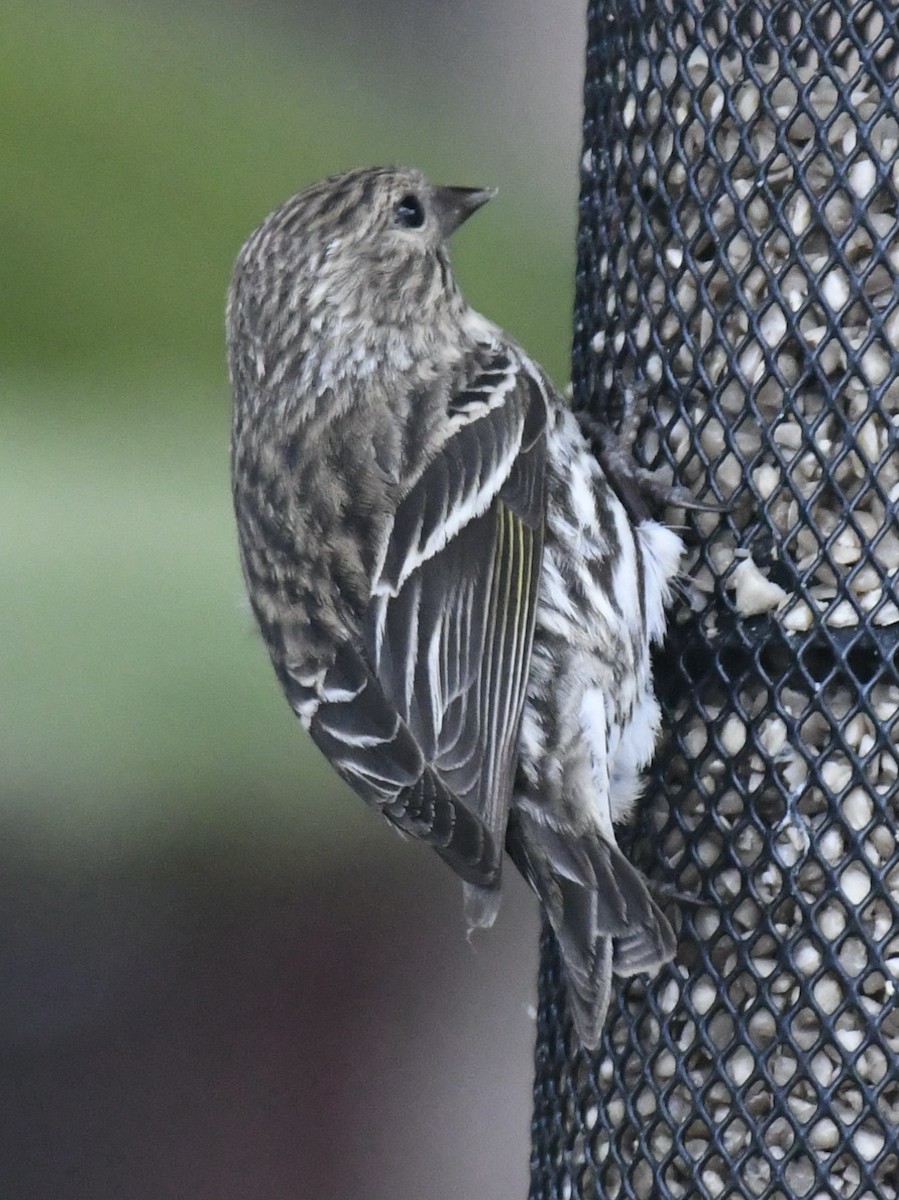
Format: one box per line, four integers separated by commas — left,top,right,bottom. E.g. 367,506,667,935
530,2,899,1196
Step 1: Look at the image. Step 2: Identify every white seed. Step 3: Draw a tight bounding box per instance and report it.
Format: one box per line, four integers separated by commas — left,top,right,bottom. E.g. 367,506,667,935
809,1118,839,1150
736,83,760,120
633,57,650,90
845,712,874,748
854,1126,885,1158
794,941,823,974
782,755,809,792
700,1167,725,1196
730,558,789,616
842,788,873,830
819,903,847,939
738,342,766,385
868,823,894,860
727,1047,754,1086
878,751,899,781
839,938,868,976
658,54,678,88
716,453,744,492
825,599,860,627
849,156,876,198
760,306,788,347
788,1091,817,1123
773,421,803,450
822,337,848,376
789,193,811,235
774,822,809,868
873,601,899,626
821,268,850,311
716,867,742,897
759,715,787,756
782,601,814,631
867,898,893,940
841,863,872,904
831,528,862,565
822,757,852,792
683,724,708,756
720,715,747,754
855,417,882,465
854,509,881,541
785,1160,815,1193
756,863,784,901
861,342,891,386
691,978,717,1015
655,1049,676,1081
818,827,844,864
810,1049,840,1088
685,46,709,76
836,1027,865,1054
813,975,843,1013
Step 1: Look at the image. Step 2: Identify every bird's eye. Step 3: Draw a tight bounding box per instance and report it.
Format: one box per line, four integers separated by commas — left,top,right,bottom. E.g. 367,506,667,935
394,194,425,229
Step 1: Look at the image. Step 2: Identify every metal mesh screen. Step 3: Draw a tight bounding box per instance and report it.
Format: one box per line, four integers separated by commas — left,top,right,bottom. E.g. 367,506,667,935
530,2,899,1196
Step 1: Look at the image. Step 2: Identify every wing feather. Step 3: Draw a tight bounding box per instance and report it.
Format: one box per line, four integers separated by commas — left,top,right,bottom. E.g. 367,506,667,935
307,351,548,889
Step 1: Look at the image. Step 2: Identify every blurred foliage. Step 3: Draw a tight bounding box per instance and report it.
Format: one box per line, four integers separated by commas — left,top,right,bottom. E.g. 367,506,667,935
2,0,576,855
2,380,346,859
3,0,575,384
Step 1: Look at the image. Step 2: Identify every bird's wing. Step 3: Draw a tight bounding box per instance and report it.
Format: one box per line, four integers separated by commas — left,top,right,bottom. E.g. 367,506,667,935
307,351,548,889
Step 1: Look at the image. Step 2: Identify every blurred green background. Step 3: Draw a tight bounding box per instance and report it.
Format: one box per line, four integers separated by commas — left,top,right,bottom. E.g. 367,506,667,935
2,1,582,1196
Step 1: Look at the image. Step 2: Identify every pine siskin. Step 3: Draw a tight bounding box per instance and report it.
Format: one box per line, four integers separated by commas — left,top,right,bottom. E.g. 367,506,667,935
227,166,683,1050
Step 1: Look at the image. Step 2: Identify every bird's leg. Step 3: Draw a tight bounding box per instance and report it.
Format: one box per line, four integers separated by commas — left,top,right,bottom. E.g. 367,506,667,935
576,380,725,522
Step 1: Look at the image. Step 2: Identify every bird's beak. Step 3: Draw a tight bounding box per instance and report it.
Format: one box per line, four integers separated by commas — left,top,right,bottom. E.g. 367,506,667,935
432,185,496,237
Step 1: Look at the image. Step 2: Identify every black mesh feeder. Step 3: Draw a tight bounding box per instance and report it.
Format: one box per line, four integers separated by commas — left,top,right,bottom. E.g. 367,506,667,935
530,2,899,1196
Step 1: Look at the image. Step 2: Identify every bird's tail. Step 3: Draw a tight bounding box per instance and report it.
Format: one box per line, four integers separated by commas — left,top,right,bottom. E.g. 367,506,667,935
508,811,676,1051
463,881,503,930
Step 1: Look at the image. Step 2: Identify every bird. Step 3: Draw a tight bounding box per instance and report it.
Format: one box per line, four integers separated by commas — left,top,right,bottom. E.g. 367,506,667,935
227,166,683,1050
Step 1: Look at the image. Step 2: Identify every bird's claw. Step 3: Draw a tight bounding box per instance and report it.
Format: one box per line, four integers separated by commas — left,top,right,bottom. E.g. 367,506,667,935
646,880,707,910
635,473,729,515
576,385,728,520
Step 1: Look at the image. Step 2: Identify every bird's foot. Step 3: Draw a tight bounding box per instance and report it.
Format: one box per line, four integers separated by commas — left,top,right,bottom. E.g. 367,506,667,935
576,382,725,521
646,879,706,910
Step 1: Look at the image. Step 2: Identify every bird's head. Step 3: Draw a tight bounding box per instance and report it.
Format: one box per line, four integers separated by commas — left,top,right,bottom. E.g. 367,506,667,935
227,166,495,402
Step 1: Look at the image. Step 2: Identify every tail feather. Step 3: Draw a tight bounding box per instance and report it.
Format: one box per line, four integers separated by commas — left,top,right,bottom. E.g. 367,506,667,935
463,880,502,930
613,918,677,975
566,936,613,1051
508,813,675,1051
